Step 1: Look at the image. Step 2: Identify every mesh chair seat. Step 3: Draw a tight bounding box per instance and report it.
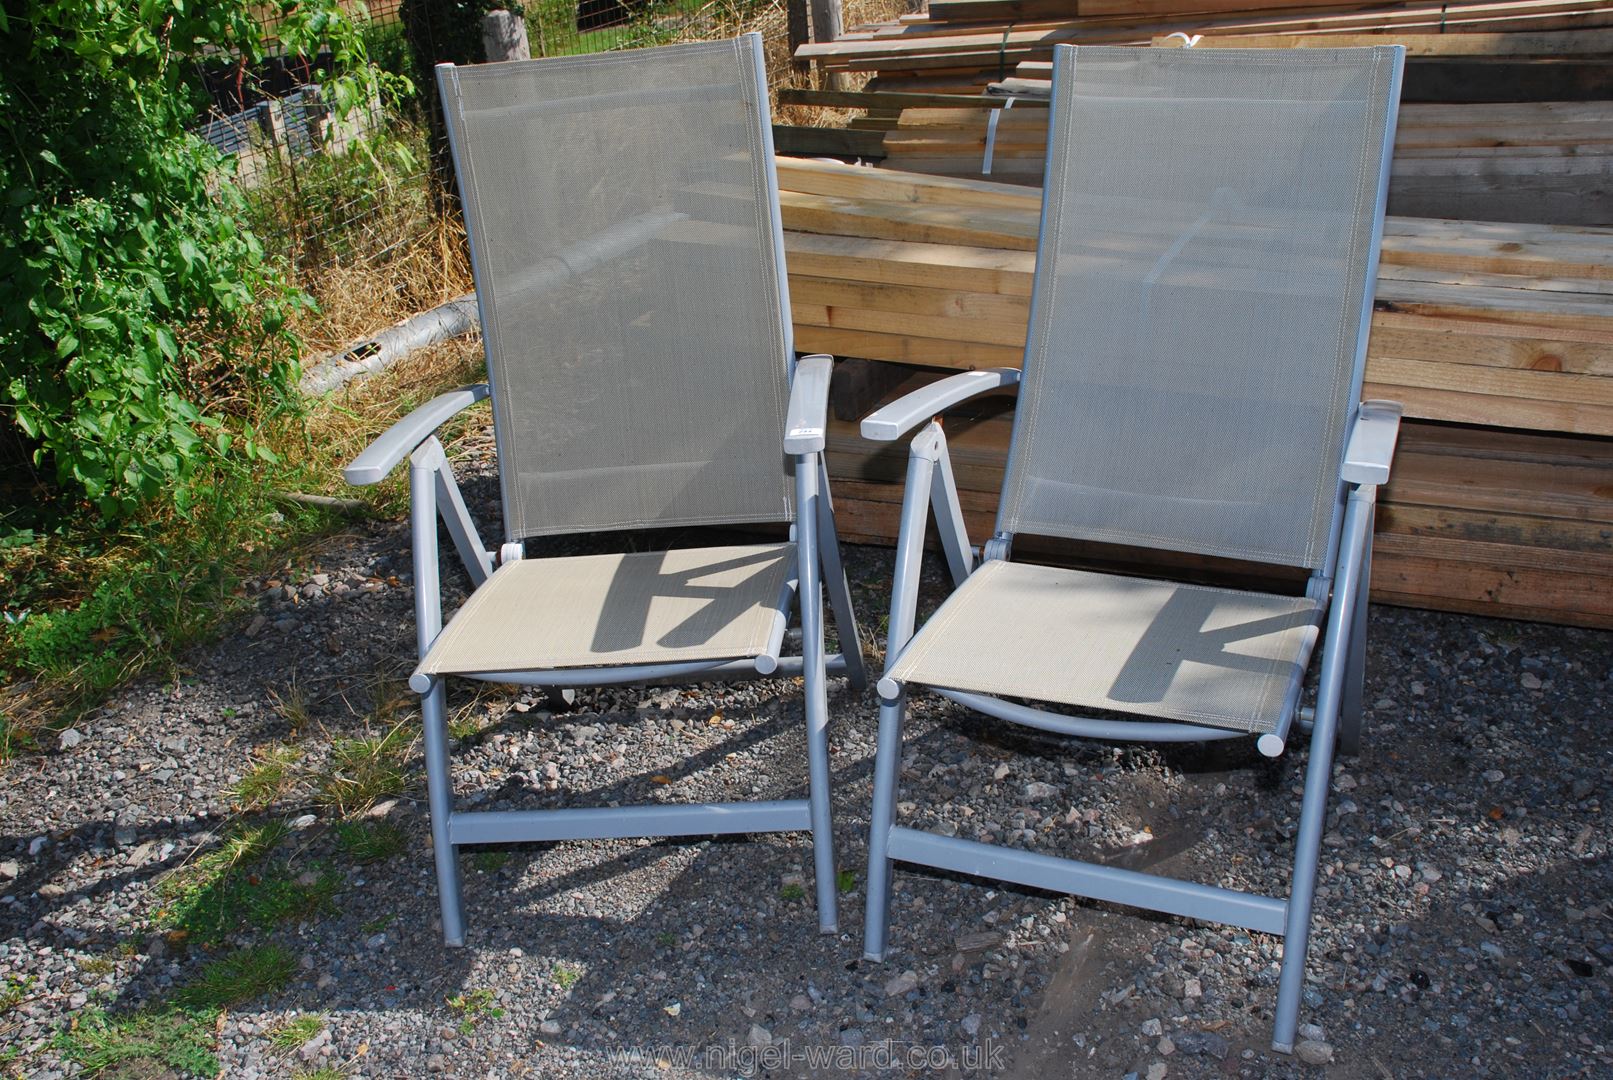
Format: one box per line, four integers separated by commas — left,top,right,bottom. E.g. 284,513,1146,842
887,561,1322,734
417,544,795,678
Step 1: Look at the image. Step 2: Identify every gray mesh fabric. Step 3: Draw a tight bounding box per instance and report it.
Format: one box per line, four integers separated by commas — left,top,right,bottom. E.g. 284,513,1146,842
417,544,795,676
1001,46,1399,569
888,561,1321,734
439,36,793,541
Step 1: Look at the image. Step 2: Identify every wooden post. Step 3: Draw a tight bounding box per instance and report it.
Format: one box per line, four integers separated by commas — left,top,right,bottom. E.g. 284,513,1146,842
808,0,846,90
787,0,811,72
482,9,531,63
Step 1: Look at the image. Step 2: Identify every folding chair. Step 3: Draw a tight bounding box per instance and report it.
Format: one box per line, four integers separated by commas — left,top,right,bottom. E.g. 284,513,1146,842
343,34,865,945
859,45,1404,1052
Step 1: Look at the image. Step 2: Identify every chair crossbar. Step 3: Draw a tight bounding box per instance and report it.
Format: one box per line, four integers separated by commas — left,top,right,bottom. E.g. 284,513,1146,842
933,688,1252,744
448,799,812,846
454,653,850,690
885,826,1288,936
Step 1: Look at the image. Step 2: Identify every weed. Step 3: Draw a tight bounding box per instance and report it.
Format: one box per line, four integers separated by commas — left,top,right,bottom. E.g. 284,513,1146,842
159,824,340,943
655,931,677,948
77,955,119,977
294,1068,349,1080
837,870,857,895
318,719,412,817
0,974,35,1012
53,1007,220,1077
471,850,509,874
176,944,297,1010
448,702,486,742
552,963,581,991
779,883,805,902
271,679,315,737
229,745,306,811
0,708,31,761
269,1013,326,1052
446,987,504,1035
334,820,407,863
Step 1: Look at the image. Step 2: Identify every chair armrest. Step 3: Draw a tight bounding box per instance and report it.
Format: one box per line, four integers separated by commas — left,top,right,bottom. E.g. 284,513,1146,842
1340,399,1403,486
344,384,491,486
784,354,834,455
860,368,1021,442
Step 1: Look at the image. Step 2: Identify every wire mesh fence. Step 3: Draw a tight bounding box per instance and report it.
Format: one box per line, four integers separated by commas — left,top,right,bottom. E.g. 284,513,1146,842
530,0,736,56
191,0,782,284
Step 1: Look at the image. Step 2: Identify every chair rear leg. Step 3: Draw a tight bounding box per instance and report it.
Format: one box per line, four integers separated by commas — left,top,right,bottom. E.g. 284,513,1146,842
862,691,907,961
1272,701,1341,1051
1338,513,1373,757
421,681,467,946
816,456,868,691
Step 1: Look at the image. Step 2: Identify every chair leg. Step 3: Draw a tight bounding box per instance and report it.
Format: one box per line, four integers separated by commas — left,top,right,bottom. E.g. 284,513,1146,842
1271,700,1340,1052
799,454,839,934
862,691,907,961
816,456,868,691
1338,514,1373,757
421,682,467,946
805,652,838,935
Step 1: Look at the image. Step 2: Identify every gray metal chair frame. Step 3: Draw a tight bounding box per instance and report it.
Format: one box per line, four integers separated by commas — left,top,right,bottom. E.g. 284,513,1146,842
343,35,865,945
859,44,1405,1053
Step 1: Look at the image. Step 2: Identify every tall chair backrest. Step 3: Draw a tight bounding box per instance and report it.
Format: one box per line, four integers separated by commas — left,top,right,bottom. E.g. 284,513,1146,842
999,45,1402,573
438,34,794,542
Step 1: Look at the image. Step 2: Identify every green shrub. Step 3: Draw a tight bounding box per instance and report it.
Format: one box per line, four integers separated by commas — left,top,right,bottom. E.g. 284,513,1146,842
0,0,379,520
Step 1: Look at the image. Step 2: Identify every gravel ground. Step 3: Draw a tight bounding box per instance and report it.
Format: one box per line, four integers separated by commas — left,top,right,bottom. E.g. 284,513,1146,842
2,428,1610,1079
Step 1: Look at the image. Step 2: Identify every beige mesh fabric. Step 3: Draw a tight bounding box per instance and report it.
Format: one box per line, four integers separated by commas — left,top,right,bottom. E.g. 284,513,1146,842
417,545,795,677
439,36,793,541
889,561,1321,734
1001,46,1399,569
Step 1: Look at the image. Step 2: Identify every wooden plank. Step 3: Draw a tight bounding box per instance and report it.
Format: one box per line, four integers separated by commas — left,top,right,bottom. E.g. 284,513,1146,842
1369,532,1613,621
1370,355,1613,408
1150,26,1613,51
1364,382,1613,433
790,275,1032,324
1401,59,1613,102
777,88,1046,110
794,299,1031,346
783,231,1037,295
780,190,1040,249
777,157,1043,212
770,125,888,158
1368,312,1613,376
794,324,1025,367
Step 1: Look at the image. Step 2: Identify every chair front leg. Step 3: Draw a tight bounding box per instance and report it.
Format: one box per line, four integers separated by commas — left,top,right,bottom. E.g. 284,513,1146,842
863,689,908,961
421,680,466,945
410,441,466,945
863,428,942,961
1273,484,1375,1051
797,452,839,934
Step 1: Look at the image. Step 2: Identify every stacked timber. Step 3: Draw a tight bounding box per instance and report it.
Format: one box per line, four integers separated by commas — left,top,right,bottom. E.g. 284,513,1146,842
872,99,1613,226
776,158,1613,627
793,0,1613,90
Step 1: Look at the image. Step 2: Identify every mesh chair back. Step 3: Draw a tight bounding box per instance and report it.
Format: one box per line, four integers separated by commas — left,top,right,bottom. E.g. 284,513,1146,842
439,35,793,541
1000,45,1401,570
